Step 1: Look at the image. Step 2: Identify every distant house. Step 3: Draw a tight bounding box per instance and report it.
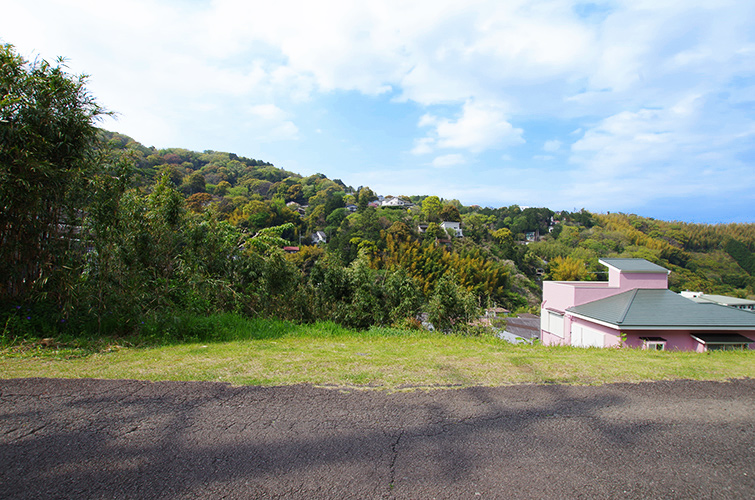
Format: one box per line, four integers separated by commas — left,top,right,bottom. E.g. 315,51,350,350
283,246,299,254
541,258,755,351
381,197,410,208
440,221,463,237
680,291,755,312
346,204,358,213
286,202,306,216
484,307,510,319
312,231,327,244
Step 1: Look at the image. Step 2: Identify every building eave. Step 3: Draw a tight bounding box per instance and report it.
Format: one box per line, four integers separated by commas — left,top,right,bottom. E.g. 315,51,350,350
567,311,755,331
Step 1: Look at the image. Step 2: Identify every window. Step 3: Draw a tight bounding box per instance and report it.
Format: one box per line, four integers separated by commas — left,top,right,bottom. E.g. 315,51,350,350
691,333,754,351
707,343,747,351
540,311,564,338
640,336,667,351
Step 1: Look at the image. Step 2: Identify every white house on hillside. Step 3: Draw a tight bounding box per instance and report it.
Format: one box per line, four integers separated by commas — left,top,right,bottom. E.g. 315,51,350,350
440,221,463,237
312,231,327,244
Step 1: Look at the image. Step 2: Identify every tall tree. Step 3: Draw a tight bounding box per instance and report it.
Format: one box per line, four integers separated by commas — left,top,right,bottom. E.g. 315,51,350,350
421,196,442,222
0,44,107,302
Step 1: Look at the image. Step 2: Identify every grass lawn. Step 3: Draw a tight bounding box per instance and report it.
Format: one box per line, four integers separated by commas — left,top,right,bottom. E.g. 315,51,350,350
2,315,753,390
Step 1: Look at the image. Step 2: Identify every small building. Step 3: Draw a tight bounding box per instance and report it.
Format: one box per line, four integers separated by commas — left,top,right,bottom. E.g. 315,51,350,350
540,258,755,351
440,221,463,237
286,202,307,216
312,231,327,244
680,291,755,312
381,197,411,208
484,307,510,319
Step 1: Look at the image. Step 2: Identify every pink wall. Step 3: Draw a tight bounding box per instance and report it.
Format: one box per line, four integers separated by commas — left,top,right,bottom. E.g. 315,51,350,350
545,324,755,351
623,330,701,351
540,330,560,345
571,317,619,347
607,268,668,289
543,272,667,317
541,281,616,314
616,272,668,290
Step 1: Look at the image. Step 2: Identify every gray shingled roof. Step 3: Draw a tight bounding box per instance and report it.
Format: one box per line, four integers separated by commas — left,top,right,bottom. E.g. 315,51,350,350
599,258,670,274
687,293,755,307
567,289,755,329
503,317,540,340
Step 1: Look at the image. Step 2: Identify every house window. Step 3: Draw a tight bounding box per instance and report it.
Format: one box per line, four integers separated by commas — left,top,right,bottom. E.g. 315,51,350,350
540,311,564,338
691,333,754,351
645,341,666,351
707,343,748,351
640,337,667,351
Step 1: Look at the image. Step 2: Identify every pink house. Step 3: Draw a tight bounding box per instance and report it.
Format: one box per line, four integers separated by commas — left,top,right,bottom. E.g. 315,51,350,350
540,258,755,351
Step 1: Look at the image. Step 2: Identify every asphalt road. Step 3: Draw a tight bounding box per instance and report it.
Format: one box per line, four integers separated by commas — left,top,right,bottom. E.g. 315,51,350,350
1,378,753,499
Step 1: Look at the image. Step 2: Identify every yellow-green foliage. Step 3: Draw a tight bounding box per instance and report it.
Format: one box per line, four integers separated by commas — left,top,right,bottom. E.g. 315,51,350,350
532,212,755,297
549,256,589,281
376,234,510,301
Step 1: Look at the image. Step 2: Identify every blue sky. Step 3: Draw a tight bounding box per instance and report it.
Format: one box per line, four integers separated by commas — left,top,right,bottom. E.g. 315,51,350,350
3,0,755,223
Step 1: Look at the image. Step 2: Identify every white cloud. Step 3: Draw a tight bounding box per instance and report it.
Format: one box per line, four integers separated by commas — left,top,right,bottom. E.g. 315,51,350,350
416,100,524,155
249,104,289,122
432,154,466,168
4,0,755,221
411,137,435,155
565,93,755,211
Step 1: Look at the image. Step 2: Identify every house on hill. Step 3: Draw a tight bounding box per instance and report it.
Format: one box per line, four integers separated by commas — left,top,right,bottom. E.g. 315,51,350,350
440,221,463,237
381,197,411,208
312,231,327,244
540,258,755,351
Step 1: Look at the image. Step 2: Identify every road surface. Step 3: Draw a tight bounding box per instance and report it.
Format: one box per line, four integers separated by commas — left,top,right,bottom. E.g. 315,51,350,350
1,378,753,498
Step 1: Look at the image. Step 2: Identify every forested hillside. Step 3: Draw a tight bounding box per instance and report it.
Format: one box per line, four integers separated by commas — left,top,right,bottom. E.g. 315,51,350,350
2,44,753,341
529,213,755,296
101,129,755,305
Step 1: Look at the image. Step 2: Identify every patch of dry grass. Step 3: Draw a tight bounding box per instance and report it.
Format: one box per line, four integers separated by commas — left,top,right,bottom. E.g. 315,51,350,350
2,326,753,389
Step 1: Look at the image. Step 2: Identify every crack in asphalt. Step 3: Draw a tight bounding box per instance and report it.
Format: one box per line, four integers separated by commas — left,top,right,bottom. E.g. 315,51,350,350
387,430,404,496
11,423,47,441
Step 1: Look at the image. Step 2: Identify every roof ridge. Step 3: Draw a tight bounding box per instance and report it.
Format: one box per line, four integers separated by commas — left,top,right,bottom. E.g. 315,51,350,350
617,288,639,324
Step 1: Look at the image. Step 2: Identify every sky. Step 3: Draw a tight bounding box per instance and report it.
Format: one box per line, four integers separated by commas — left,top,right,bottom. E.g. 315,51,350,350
3,0,755,223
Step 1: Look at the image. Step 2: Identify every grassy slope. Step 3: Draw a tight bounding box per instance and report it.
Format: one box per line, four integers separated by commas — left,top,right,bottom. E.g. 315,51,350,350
2,316,753,389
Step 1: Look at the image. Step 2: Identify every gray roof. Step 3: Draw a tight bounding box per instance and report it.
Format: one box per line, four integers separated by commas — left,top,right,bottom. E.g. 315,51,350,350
503,317,540,339
687,294,755,307
599,258,669,274
567,289,755,330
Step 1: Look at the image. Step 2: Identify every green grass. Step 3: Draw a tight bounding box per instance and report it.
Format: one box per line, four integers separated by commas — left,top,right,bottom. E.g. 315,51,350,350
1,314,754,390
